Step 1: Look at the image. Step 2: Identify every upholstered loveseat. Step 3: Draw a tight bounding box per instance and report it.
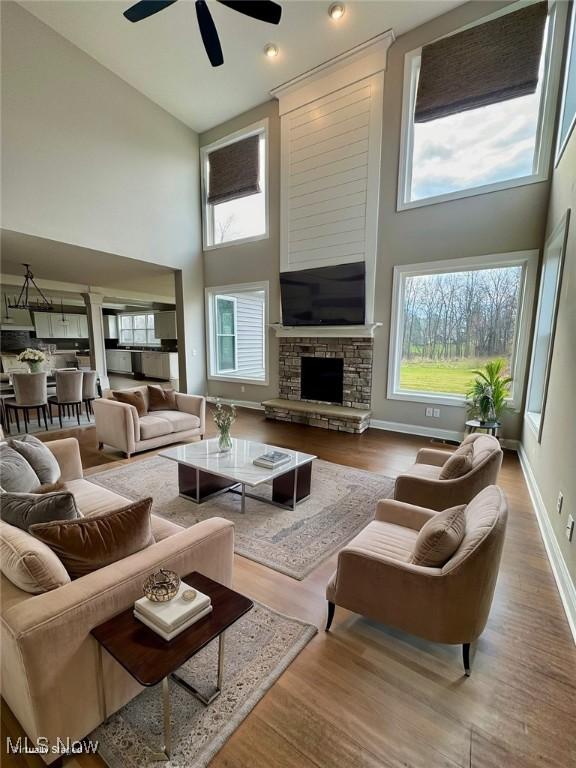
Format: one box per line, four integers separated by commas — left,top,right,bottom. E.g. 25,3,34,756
93,385,205,458
0,438,233,764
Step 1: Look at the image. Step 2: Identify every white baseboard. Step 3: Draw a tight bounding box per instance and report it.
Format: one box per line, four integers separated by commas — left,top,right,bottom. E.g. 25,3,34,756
206,396,264,411
369,418,518,451
369,418,462,442
518,443,576,644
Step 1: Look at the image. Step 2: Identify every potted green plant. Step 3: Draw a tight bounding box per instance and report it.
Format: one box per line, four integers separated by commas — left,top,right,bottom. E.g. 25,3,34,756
466,359,512,424
17,348,46,373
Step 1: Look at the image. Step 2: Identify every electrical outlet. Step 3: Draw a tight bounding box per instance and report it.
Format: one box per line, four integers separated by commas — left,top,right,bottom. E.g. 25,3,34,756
566,515,575,542
557,492,564,515
433,408,440,418
425,407,433,417
241,385,245,393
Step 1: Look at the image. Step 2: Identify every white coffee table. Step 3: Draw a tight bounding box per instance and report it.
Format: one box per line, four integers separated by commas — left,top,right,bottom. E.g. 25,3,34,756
160,438,317,513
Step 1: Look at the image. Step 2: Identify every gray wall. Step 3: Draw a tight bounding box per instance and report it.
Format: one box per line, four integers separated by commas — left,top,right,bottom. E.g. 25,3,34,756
201,101,280,404
1,2,205,393
521,123,576,585
200,1,550,437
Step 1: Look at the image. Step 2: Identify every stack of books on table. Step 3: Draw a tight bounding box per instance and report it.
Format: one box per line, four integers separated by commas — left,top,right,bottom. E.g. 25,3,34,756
134,582,212,641
253,450,292,469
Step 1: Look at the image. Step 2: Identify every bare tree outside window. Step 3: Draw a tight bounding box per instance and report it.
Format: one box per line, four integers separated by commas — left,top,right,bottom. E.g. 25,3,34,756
399,266,523,395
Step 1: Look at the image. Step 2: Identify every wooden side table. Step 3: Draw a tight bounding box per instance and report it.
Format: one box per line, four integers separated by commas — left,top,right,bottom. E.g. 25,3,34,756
465,419,501,437
91,572,253,761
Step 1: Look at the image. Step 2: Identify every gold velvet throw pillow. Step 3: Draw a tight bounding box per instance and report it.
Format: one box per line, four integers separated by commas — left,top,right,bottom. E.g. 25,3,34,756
410,505,466,567
148,384,177,411
29,498,155,579
112,390,147,417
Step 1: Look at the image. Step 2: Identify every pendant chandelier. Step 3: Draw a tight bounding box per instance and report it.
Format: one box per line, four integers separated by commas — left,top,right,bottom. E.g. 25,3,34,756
6,264,53,312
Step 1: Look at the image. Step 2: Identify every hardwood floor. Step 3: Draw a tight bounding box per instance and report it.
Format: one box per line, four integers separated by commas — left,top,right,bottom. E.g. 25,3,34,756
2,409,575,768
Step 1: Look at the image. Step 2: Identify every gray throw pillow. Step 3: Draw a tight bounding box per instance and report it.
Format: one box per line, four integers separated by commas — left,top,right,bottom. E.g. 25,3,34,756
0,443,40,493
0,491,79,531
9,435,61,485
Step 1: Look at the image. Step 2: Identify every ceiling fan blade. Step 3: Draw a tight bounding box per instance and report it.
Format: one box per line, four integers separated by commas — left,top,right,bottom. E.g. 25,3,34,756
123,0,178,23
217,1,282,25
196,1,224,67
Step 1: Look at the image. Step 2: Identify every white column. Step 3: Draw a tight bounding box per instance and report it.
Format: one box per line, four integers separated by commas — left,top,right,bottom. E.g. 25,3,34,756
82,292,109,391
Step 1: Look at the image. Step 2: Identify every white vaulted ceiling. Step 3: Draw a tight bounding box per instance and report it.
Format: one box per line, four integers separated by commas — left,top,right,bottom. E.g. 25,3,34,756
19,0,465,132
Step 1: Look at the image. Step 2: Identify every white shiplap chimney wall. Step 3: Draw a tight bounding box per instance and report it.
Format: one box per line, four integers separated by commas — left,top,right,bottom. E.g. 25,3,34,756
272,32,394,325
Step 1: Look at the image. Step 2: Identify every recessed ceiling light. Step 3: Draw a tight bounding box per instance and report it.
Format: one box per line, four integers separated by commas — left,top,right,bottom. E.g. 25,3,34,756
329,3,345,20
264,43,279,58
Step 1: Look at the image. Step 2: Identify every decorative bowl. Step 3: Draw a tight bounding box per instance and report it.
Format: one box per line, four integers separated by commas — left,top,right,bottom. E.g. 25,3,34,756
143,569,180,602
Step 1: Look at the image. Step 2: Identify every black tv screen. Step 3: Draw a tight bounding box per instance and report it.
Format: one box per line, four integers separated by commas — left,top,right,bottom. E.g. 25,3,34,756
280,262,365,326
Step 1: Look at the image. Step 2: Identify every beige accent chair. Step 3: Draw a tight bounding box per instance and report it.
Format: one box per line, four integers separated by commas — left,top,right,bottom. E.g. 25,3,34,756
93,385,205,458
394,433,503,511
326,486,508,675
0,437,234,765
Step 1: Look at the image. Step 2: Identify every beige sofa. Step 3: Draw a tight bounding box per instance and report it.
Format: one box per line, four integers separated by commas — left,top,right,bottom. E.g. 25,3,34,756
326,486,508,674
394,433,503,510
0,438,233,764
93,385,205,458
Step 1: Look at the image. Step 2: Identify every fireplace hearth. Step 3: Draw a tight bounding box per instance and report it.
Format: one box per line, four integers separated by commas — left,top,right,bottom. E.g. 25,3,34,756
301,356,344,404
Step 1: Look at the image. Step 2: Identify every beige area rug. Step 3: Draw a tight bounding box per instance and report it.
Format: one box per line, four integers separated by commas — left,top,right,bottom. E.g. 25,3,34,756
89,456,395,580
92,602,316,768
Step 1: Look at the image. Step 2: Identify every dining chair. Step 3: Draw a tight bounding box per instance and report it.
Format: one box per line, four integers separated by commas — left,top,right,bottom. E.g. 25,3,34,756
4,372,49,433
81,370,99,421
48,370,84,428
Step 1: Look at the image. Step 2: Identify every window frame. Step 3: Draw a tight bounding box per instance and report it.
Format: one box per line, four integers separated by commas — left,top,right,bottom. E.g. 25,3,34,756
201,119,269,251
214,295,238,373
205,281,269,386
387,250,539,409
117,312,159,347
555,0,576,165
525,210,570,441
397,1,567,211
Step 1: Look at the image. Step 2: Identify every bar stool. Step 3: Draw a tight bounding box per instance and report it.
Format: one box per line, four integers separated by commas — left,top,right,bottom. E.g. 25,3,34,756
48,370,84,428
82,370,99,421
4,373,49,433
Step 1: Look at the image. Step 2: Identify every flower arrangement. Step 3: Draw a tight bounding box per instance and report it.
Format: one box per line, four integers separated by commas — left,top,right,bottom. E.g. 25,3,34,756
17,348,46,372
212,400,236,453
466,359,512,424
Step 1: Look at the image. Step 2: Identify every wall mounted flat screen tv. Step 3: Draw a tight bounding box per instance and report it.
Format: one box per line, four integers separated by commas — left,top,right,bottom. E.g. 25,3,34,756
280,262,366,326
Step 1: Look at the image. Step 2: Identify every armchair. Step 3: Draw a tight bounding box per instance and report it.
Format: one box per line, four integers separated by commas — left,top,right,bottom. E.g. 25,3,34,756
93,385,205,457
394,433,503,510
326,486,508,674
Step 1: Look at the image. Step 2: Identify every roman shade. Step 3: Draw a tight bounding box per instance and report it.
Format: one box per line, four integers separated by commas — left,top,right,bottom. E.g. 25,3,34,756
207,134,260,205
414,2,548,123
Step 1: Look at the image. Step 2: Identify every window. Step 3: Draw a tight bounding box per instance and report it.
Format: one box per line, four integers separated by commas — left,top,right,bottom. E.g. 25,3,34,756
398,2,565,209
388,252,538,407
206,282,268,384
201,120,268,249
215,296,237,372
526,212,570,439
119,313,159,346
555,0,576,163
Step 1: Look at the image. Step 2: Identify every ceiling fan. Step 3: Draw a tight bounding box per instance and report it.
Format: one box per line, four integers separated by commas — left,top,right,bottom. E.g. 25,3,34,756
123,0,282,67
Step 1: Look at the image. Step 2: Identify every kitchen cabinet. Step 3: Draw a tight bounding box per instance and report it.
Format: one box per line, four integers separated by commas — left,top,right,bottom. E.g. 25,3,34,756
0,308,34,330
154,311,177,339
33,313,53,338
34,312,89,339
104,315,119,339
106,349,133,373
141,352,178,380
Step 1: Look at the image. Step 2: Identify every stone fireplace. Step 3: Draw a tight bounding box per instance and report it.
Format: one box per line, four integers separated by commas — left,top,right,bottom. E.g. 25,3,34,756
263,336,374,433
